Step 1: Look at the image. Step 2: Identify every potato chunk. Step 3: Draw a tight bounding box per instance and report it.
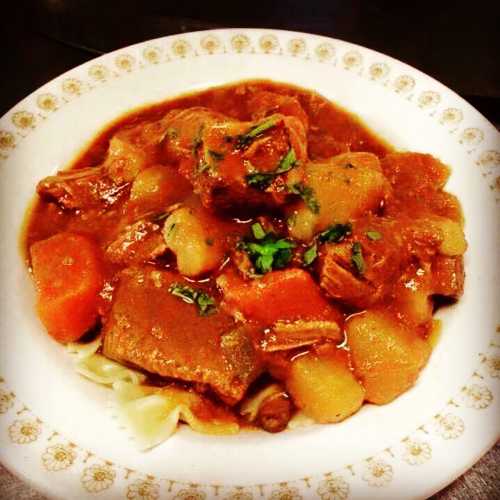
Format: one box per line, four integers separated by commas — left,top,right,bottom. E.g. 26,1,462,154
287,346,365,423
288,152,390,241
346,310,431,404
127,164,191,218
163,206,226,277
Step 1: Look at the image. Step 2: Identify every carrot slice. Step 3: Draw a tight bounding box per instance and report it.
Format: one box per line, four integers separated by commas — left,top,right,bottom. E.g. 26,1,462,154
30,233,104,343
218,268,341,326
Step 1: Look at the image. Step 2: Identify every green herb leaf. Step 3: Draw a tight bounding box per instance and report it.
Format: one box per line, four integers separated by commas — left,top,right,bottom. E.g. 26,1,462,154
289,182,320,214
197,161,211,174
319,223,352,243
237,117,278,148
251,222,267,240
246,172,274,190
208,150,225,161
351,242,365,276
366,230,382,241
191,125,204,156
168,283,217,316
240,232,296,275
275,148,297,173
246,148,298,191
303,243,318,266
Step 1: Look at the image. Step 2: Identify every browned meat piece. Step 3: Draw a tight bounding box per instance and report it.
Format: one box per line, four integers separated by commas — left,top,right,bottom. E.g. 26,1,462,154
261,320,342,352
37,118,172,210
247,90,309,131
161,107,307,213
318,217,408,308
431,255,465,299
102,267,261,404
105,220,167,266
36,166,129,209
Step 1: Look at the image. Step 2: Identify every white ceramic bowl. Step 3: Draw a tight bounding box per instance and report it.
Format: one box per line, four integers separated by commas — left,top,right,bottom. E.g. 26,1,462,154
0,29,499,500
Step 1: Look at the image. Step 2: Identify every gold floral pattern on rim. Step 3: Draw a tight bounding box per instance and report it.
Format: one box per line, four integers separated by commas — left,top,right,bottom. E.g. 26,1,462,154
0,130,15,150
224,489,254,500
231,34,251,53
418,91,441,109
142,46,162,64
402,439,432,465
36,93,58,112
115,54,136,71
200,35,221,54
126,478,160,500
12,111,36,129
316,475,349,500
434,413,465,439
171,39,192,58
477,150,500,167
287,38,306,56
484,355,500,378
41,444,76,471
88,64,109,81
315,43,335,62
0,389,15,413
460,128,484,146
439,108,463,125
393,75,415,93
259,34,279,53
8,419,42,444
461,384,493,409
62,78,83,95
343,50,362,69
81,464,116,493
361,460,393,487
369,62,389,80
268,485,303,500
173,487,207,500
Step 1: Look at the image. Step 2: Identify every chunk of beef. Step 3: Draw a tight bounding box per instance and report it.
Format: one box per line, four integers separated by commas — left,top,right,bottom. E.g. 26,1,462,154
102,267,261,404
36,166,129,209
161,107,308,213
105,220,167,266
37,118,172,210
246,90,309,131
318,217,408,308
431,255,465,299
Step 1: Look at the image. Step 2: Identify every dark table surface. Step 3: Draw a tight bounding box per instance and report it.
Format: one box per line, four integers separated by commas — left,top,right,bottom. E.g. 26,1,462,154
1,1,499,498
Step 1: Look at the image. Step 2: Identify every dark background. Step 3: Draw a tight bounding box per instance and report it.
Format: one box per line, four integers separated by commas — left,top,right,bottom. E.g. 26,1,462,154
0,0,499,123
0,1,498,498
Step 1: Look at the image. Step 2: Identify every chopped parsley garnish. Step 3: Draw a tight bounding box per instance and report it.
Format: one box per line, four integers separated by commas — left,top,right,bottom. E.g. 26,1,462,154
197,161,211,174
191,125,204,156
251,222,267,240
168,283,217,316
208,150,225,161
240,226,296,274
303,243,318,266
275,148,297,173
166,127,178,140
366,230,382,241
245,148,298,190
318,223,352,243
237,117,278,148
289,182,320,214
246,172,275,190
351,242,365,276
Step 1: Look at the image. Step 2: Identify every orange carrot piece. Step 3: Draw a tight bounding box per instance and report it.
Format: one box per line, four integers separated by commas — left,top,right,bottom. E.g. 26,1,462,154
30,233,104,343
219,268,341,326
